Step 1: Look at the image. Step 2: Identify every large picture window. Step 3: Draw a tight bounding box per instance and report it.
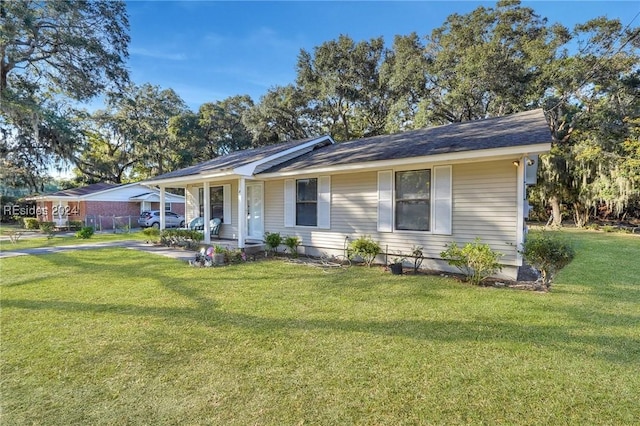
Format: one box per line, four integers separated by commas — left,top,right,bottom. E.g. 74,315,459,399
296,178,317,226
199,186,224,222
395,170,431,231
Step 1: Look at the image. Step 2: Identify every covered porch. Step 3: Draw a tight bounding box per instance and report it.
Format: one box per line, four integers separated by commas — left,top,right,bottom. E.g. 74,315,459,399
157,176,266,249
143,136,335,249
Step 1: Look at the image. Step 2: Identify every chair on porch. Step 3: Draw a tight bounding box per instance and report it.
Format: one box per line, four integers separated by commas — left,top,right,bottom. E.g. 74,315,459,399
210,218,222,239
187,217,204,230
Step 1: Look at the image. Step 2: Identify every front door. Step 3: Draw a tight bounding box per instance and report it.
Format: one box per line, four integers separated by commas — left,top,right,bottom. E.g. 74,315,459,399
246,182,264,241
53,201,68,227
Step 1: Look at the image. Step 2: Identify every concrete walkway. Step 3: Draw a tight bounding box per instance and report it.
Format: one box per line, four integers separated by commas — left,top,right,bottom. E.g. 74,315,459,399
0,240,198,262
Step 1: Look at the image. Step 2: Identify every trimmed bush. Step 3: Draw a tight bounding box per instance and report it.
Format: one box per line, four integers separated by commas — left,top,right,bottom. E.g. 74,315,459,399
440,238,503,285
520,232,575,289
39,222,56,239
76,226,95,239
143,227,160,238
23,217,40,230
349,235,381,267
264,232,282,255
284,235,301,258
68,220,83,230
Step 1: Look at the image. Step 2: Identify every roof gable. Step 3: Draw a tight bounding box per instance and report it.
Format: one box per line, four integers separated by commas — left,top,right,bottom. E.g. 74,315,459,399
146,135,334,183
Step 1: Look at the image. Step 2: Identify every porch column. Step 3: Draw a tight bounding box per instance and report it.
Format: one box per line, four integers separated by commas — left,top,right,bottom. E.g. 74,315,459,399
185,186,198,224
203,181,211,244
159,186,166,230
237,177,246,249
56,200,63,226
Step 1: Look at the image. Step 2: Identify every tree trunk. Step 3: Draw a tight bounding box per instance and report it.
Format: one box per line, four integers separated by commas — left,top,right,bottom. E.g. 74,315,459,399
573,202,590,228
549,196,562,227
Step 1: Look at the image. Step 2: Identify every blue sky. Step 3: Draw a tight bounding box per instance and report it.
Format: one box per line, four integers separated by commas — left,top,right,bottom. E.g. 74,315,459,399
119,1,638,111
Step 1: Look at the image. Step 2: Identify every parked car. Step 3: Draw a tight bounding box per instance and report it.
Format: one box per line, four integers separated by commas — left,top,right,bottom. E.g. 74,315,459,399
138,211,185,229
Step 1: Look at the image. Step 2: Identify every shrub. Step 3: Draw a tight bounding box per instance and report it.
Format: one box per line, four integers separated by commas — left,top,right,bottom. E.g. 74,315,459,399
411,245,424,273
440,238,503,285
142,227,160,244
284,235,301,257
520,232,575,289
264,232,282,255
39,222,56,239
349,235,381,267
76,226,95,239
23,217,40,230
143,227,160,238
7,230,24,244
602,225,616,233
68,220,83,230
160,229,203,249
226,248,246,264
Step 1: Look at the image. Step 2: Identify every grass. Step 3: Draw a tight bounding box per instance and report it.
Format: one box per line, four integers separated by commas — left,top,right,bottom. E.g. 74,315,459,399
0,227,147,251
1,229,638,424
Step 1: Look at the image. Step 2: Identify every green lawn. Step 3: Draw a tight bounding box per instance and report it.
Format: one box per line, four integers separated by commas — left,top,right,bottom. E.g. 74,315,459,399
1,230,638,424
0,228,148,251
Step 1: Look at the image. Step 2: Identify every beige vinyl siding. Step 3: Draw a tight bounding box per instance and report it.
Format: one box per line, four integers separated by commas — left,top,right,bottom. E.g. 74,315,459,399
263,159,519,266
451,161,518,264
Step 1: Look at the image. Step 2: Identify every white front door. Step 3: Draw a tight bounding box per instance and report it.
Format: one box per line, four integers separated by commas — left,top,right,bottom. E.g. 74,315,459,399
54,201,68,227
246,182,264,241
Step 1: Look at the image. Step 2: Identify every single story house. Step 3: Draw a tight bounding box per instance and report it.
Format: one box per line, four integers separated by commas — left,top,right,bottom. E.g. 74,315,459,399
144,109,551,279
29,182,185,229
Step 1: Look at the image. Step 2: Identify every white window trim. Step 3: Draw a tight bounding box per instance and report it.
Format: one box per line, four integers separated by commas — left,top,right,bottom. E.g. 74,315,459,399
197,184,231,223
223,184,231,224
284,176,331,228
284,179,295,227
377,170,393,232
378,166,452,235
432,165,452,235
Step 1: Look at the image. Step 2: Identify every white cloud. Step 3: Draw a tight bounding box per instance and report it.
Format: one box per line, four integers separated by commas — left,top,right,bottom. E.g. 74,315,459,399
129,47,187,61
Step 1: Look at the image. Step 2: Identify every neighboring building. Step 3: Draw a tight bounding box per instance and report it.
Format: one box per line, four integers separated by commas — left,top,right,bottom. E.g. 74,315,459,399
144,109,551,279
29,183,185,229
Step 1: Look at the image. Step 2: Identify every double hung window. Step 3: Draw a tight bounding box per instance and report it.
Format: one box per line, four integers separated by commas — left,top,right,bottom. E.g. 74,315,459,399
395,170,431,231
296,178,318,226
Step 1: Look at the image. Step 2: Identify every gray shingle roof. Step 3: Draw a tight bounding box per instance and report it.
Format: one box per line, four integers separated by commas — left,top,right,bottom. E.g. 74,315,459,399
262,109,551,174
148,136,330,181
46,182,119,197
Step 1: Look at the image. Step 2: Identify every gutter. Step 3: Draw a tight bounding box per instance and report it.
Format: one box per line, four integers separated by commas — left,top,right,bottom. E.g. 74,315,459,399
256,142,552,179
